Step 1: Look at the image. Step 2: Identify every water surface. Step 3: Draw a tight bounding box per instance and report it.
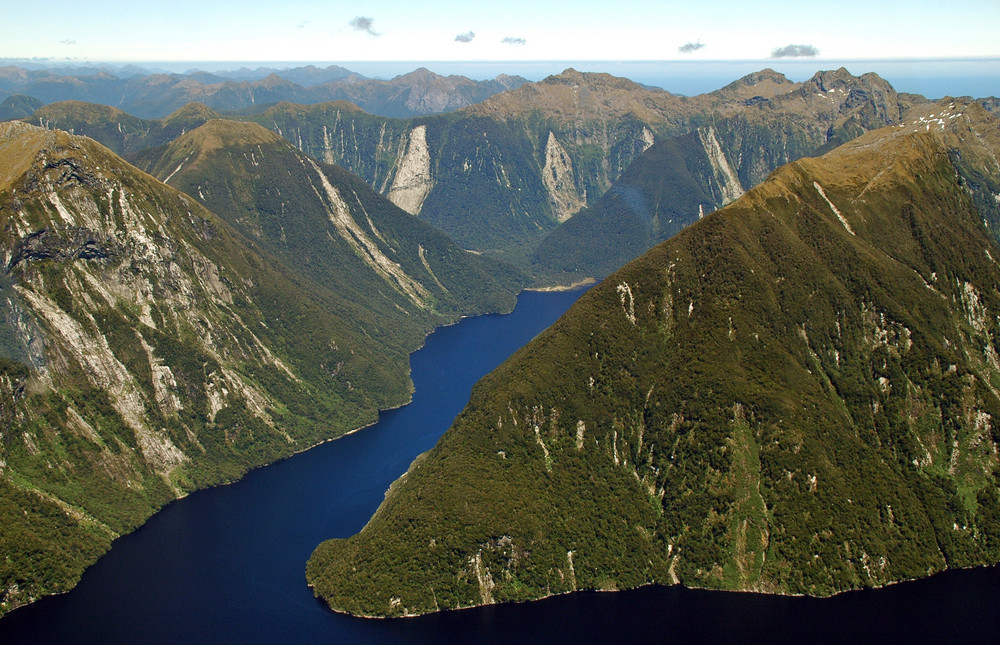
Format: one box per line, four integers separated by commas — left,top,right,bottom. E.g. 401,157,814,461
1,287,998,644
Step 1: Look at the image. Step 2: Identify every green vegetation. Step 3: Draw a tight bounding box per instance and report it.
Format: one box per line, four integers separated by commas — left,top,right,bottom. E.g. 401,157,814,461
3,72,987,618
0,120,522,616
0,95,43,122
27,67,929,280
308,110,1000,616
145,118,523,326
28,101,218,160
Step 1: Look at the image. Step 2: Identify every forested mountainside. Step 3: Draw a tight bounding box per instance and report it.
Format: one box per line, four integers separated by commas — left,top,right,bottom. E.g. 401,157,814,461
307,101,1000,617
0,120,521,617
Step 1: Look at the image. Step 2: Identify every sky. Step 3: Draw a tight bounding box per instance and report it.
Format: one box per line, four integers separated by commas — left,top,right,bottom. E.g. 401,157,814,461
3,0,999,64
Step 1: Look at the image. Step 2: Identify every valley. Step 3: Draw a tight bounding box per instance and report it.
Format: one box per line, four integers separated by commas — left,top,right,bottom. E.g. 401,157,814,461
307,99,1000,616
0,61,998,628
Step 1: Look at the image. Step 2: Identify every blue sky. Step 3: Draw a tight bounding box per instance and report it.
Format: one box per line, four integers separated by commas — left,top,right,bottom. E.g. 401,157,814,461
4,0,998,63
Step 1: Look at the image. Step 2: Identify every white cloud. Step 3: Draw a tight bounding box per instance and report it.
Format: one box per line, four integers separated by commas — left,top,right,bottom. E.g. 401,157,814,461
349,17,379,37
771,44,819,58
678,41,705,54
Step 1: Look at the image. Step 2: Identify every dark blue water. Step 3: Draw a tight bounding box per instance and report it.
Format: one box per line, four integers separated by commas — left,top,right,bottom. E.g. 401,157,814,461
2,287,1000,644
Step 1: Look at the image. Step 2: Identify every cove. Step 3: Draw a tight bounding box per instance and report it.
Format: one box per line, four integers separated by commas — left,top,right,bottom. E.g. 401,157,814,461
1,287,999,644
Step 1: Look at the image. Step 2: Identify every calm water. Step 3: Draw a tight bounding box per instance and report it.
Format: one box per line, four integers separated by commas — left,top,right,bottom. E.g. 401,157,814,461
2,287,1000,644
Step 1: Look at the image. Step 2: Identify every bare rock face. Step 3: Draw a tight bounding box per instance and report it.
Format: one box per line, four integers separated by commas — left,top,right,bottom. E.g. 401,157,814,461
29,67,924,275
541,132,586,222
388,125,434,215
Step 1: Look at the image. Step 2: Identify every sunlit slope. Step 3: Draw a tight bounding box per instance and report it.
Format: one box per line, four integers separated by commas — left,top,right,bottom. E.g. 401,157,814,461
307,103,1000,616
0,120,521,616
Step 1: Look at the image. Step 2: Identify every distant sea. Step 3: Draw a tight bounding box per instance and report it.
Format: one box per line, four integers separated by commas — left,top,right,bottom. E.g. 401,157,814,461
113,58,998,99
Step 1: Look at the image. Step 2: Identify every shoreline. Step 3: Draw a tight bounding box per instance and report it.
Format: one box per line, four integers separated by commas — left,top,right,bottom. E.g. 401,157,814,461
318,560,1000,620
0,290,525,623
525,278,597,292
181,288,526,494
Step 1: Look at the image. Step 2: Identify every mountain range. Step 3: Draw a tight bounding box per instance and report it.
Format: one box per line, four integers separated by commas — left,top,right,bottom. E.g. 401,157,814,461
15,66,966,278
0,64,527,119
306,99,1000,616
1,64,999,620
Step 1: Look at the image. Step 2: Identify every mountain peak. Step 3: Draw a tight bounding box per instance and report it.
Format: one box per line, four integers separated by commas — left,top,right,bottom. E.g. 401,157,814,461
542,68,647,92
740,68,790,85
806,67,894,94
163,102,219,123
396,67,439,83
0,121,57,190
258,72,294,88
711,68,795,100
175,118,282,153
31,100,130,122
470,67,680,126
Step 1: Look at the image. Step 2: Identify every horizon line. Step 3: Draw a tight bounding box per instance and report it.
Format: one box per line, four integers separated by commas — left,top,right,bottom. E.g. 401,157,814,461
3,56,999,66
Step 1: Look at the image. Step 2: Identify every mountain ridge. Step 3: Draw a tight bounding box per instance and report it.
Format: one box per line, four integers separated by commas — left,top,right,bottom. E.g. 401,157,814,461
305,102,1000,617
0,64,530,119
0,119,522,617
15,67,936,274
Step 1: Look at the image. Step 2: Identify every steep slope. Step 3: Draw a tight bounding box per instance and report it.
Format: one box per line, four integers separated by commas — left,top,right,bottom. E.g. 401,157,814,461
255,68,922,269
25,68,926,274
27,101,219,161
531,128,736,280
144,118,524,322
307,104,1000,616
251,105,561,261
531,69,920,282
0,121,520,617
0,95,43,122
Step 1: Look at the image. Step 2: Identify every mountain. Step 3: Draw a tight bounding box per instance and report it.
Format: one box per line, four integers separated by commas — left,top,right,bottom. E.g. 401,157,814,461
0,65,529,119
0,120,521,617
306,100,1000,617
207,64,360,86
256,68,688,258
26,101,219,160
311,67,528,119
530,68,918,281
21,68,930,275
141,118,523,322
247,68,927,270
0,95,42,121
